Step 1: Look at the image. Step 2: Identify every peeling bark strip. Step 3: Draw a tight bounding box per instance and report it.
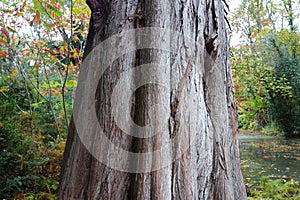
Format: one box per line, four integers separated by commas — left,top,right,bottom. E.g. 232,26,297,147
171,60,193,119
58,0,247,199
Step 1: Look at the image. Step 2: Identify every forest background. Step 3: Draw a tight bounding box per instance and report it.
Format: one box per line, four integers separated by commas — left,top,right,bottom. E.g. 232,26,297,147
0,0,299,198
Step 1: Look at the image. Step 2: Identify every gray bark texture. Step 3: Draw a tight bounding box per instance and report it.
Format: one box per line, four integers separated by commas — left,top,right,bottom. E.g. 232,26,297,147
58,0,247,199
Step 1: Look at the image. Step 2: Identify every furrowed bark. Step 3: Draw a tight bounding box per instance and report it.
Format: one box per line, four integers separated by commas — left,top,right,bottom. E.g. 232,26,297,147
58,0,247,199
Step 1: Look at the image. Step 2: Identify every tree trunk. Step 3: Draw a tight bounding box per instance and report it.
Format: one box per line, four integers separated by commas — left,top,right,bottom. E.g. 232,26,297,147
58,0,247,199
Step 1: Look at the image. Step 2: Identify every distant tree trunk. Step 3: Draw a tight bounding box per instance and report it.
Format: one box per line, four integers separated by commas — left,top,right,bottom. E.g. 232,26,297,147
58,0,247,199
283,0,294,31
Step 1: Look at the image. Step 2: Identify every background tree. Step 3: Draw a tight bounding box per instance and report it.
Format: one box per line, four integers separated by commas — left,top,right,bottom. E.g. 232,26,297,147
58,0,247,199
230,0,300,137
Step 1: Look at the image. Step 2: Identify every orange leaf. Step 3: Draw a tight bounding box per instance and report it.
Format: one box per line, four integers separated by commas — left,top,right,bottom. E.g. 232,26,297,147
59,48,65,54
236,84,241,89
9,69,15,79
33,13,41,25
51,89,59,95
0,40,5,46
1,28,9,38
0,51,6,59
51,55,57,61
20,159,24,171
0,88,9,92
49,23,56,28
20,1,27,12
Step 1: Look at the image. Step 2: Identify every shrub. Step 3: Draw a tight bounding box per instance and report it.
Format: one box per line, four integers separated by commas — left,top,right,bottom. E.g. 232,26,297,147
248,177,300,199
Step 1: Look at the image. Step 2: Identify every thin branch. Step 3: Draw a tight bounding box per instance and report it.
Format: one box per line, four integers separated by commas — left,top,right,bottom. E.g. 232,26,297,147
61,0,73,130
42,64,62,136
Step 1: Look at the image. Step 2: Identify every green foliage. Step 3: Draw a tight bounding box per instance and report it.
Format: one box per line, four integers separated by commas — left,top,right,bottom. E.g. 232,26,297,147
0,0,89,198
248,177,300,199
231,48,271,130
262,31,300,137
261,122,282,136
230,0,300,137
0,84,66,197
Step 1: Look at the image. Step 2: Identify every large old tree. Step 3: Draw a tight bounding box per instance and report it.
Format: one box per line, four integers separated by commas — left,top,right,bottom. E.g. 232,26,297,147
58,0,247,199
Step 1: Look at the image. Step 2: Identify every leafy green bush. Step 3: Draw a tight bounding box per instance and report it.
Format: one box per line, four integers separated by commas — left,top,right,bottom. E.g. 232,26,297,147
0,62,64,199
231,49,271,130
263,31,300,137
262,122,282,136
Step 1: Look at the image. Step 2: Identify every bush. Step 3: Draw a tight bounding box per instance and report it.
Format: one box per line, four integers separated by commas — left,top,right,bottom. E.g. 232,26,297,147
262,122,282,136
264,31,300,137
248,177,300,199
0,78,64,199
